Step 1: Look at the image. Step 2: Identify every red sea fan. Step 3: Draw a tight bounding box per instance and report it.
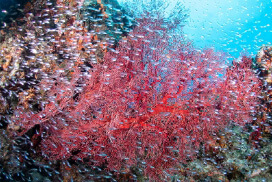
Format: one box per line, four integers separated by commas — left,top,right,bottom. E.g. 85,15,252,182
13,16,261,180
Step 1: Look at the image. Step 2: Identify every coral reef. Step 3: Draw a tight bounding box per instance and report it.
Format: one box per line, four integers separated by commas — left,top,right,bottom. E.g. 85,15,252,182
0,0,133,125
0,0,271,181
12,14,261,181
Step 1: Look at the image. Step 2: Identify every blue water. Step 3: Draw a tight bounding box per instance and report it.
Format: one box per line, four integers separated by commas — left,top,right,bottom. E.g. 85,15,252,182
119,0,272,59
181,0,272,58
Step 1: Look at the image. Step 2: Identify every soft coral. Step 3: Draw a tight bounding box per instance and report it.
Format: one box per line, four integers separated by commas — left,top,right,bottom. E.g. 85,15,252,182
14,16,261,180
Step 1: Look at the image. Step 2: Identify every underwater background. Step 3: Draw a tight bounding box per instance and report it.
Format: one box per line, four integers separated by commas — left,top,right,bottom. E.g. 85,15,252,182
0,0,272,181
119,0,272,58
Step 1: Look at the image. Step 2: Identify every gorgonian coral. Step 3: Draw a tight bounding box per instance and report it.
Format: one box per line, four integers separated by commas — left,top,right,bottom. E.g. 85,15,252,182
13,15,261,180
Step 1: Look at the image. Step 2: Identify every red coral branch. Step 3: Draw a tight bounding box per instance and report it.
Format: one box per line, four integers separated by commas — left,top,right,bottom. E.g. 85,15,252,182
13,15,262,180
